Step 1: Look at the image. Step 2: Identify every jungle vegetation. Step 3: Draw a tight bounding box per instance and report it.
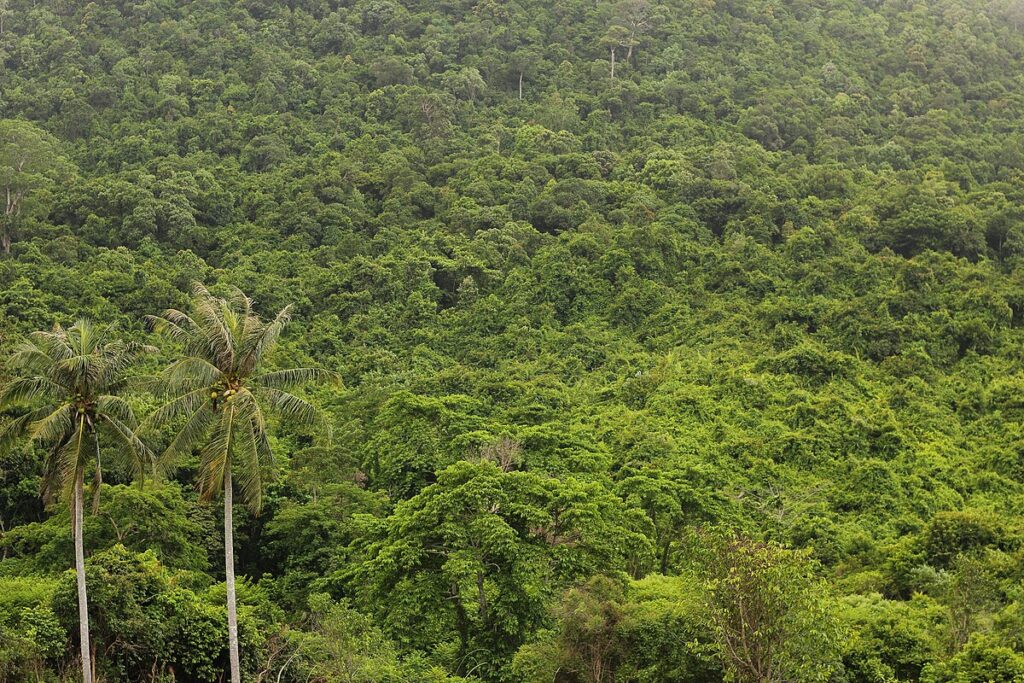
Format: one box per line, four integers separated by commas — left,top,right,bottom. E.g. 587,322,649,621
2,0,1024,681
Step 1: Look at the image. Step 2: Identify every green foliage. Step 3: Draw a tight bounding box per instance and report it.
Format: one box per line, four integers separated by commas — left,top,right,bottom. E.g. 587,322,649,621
357,459,650,678
283,594,471,683
50,544,267,682
0,119,70,254
0,574,63,681
922,633,1024,683
923,509,1010,569
617,574,721,683
0,483,209,574
0,604,64,683
838,593,947,682
263,482,388,610
513,572,720,683
699,534,843,683
2,0,1024,679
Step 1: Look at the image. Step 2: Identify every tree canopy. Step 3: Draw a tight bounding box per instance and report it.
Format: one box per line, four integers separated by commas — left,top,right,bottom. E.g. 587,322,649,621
2,0,1024,680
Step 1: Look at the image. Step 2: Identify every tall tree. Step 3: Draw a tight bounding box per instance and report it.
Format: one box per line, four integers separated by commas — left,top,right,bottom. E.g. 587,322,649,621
509,47,542,100
601,26,632,80
614,0,656,62
146,283,331,683
0,120,66,255
0,320,153,683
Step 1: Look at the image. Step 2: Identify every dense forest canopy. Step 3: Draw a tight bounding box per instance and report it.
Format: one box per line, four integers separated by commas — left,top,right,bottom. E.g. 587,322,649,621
2,0,1024,680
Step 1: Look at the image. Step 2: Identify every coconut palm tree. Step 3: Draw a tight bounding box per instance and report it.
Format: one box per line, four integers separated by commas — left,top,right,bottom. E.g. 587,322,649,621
0,320,153,683
146,283,332,683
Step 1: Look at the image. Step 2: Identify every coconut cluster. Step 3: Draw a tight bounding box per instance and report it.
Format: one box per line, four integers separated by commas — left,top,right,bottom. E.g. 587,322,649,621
209,384,240,406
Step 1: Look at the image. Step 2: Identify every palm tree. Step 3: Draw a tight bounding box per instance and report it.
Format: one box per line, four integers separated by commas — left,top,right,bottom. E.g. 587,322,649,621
0,320,153,683
146,283,332,683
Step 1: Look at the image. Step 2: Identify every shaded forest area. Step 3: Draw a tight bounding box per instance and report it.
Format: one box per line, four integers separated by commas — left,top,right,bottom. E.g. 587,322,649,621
2,0,1024,680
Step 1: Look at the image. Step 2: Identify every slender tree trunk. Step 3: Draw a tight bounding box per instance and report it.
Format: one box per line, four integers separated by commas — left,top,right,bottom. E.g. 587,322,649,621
74,466,94,683
518,71,523,100
225,465,241,683
3,191,14,256
610,47,616,79
91,432,102,514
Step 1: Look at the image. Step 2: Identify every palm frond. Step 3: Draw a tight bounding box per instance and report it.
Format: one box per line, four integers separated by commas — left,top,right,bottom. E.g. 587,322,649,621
143,388,210,428
0,376,62,407
123,373,161,394
0,409,47,455
240,306,262,344
70,319,102,355
196,406,234,501
28,404,75,445
190,281,214,300
160,400,215,468
7,341,56,376
238,304,292,375
95,339,156,386
255,420,273,466
125,341,159,356
54,352,105,386
101,414,154,481
220,299,245,356
226,286,254,319
156,308,200,331
233,414,264,513
190,284,236,369
229,389,267,436
252,367,339,390
39,432,72,504
96,395,138,429
91,430,102,514
56,417,89,487
147,311,200,347
162,356,224,390
27,326,74,364
56,320,113,387
251,386,318,424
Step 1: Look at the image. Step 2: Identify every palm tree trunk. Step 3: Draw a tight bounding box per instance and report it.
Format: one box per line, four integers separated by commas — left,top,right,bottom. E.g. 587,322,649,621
74,466,94,683
91,431,102,514
225,465,241,683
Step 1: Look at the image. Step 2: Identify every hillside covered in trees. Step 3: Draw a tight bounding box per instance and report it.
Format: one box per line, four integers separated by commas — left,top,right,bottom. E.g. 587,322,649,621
2,0,1024,680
